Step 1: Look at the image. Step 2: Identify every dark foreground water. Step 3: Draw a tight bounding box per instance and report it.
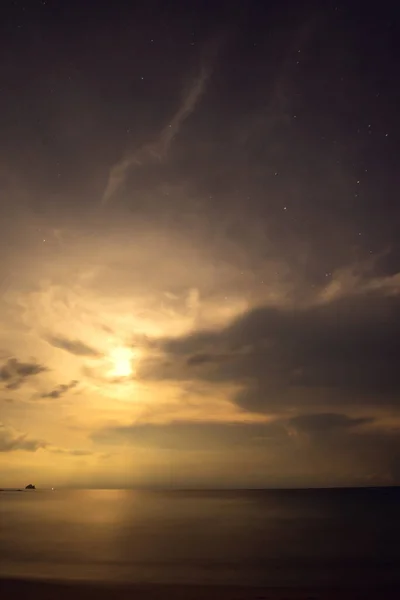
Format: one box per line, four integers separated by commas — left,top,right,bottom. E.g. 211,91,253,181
1,488,400,587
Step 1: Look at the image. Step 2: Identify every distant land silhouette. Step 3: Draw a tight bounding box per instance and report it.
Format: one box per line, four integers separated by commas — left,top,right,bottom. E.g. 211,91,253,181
0,484,36,491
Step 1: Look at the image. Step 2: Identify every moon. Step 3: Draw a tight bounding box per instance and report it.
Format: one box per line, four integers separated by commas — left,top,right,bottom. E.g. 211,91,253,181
109,347,133,378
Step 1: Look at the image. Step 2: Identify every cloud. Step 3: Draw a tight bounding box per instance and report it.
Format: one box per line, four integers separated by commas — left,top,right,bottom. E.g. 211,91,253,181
101,67,209,205
100,35,224,206
0,422,97,457
93,412,374,452
317,261,400,304
0,422,46,453
92,419,284,451
136,286,400,413
90,412,395,486
186,352,229,366
286,412,374,434
41,380,79,399
90,413,400,486
48,447,94,456
0,357,48,390
47,336,101,357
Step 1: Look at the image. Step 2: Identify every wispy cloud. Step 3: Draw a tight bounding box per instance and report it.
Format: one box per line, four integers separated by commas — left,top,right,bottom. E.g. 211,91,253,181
47,447,94,457
0,357,48,390
0,422,46,453
41,380,79,399
47,336,101,357
101,42,219,206
0,422,103,457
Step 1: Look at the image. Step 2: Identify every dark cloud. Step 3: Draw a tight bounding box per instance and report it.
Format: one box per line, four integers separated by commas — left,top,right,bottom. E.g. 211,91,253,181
48,336,101,357
93,412,374,452
41,380,79,399
48,447,93,456
286,413,374,433
92,415,400,485
0,422,46,453
187,353,215,366
186,353,231,366
92,420,284,451
0,357,48,390
137,290,400,413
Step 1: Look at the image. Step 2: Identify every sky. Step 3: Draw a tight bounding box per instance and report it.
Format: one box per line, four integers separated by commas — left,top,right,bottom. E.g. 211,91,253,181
1,0,400,489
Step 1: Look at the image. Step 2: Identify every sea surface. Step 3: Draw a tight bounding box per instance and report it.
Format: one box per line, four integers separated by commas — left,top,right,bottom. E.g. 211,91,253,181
1,488,400,587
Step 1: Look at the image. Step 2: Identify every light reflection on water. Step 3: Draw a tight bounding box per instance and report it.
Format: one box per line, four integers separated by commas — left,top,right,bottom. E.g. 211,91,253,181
1,488,400,586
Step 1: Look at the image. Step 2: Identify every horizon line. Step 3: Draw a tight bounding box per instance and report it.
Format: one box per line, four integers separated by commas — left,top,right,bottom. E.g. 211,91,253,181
1,484,399,492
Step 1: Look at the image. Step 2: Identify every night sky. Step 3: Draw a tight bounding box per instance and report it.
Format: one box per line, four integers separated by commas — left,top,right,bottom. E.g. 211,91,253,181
1,0,400,488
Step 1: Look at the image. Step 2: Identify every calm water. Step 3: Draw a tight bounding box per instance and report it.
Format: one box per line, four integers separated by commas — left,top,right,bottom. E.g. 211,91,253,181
1,488,400,587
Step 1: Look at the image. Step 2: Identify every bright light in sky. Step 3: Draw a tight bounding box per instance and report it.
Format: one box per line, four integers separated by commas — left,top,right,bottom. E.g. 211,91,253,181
109,347,133,378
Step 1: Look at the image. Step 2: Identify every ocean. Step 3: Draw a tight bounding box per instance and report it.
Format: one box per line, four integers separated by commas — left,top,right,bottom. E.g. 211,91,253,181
1,488,400,587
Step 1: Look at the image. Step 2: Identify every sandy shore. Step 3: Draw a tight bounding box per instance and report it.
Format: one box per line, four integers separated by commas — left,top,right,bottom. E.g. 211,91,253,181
1,579,399,600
